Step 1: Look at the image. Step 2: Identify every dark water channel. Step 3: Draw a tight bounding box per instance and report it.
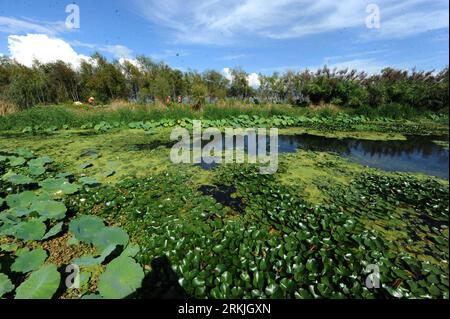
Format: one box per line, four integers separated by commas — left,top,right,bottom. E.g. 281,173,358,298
197,134,449,179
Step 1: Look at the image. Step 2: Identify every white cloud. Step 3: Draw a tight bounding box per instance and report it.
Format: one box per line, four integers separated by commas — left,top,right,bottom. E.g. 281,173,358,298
247,72,260,88
220,54,249,61
133,0,449,44
118,57,141,68
222,67,260,88
8,34,90,68
70,41,134,59
364,9,449,40
223,67,233,81
0,16,69,35
102,45,133,59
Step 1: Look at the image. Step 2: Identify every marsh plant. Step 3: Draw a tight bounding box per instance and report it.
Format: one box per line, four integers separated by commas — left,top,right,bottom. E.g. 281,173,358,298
170,120,279,174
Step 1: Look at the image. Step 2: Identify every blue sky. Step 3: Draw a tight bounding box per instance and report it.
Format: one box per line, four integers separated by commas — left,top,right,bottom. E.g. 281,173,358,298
0,0,448,78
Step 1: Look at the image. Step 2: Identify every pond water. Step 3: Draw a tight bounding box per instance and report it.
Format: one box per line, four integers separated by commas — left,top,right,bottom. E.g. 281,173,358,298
198,134,449,179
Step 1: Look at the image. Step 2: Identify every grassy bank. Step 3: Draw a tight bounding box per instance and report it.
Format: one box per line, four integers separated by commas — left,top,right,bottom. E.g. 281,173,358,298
0,103,448,135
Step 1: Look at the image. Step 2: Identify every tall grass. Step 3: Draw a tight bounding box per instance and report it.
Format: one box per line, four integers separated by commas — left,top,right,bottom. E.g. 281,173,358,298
0,103,308,130
0,99,19,116
0,102,446,131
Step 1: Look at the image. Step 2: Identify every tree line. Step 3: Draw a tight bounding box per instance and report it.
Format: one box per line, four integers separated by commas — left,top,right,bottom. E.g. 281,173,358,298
0,53,448,112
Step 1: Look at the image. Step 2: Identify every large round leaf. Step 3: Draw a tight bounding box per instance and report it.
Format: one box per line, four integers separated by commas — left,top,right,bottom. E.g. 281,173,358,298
15,264,61,299
97,256,144,299
15,220,47,241
11,248,48,273
8,156,26,167
69,215,105,243
92,227,129,252
15,148,34,159
28,157,53,167
31,200,67,220
0,273,14,297
7,174,33,185
6,191,36,217
39,178,80,195
28,165,46,176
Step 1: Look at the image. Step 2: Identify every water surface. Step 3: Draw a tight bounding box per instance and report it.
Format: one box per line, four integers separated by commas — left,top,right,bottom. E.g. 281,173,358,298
198,134,449,179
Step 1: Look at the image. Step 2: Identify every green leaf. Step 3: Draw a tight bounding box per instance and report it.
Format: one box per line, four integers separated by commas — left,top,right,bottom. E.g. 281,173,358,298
6,191,36,216
79,177,99,186
42,222,64,240
15,148,34,159
11,248,48,273
306,258,319,273
31,200,67,220
97,256,144,299
72,245,117,266
28,165,46,176
39,178,80,195
7,174,33,185
0,273,14,297
253,271,264,290
15,264,60,299
15,220,47,241
92,227,129,252
28,157,53,167
8,156,26,167
69,215,105,244
121,244,140,258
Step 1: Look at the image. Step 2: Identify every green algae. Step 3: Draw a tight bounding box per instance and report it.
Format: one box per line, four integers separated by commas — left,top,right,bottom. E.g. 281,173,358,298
278,127,407,141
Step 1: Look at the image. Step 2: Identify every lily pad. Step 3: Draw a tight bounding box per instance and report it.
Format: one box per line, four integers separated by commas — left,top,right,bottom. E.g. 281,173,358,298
8,156,26,167
42,222,63,240
15,148,34,159
72,244,117,266
15,264,61,299
69,215,105,244
31,200,67,220
79,177,100,186
39,178,80,195
28,165,46,176
92,227,129,252
0,273,14,297
7,174,34,185
97,256,144,299
28,157,53,166
11,248,48,273
6,191,36,216
15,220,47,241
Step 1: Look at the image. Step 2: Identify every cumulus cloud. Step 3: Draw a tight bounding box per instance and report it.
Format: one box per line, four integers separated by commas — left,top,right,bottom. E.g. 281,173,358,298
223,67,233,81
7,34,90,68
118,57,141,68
223,67,260,88
247,72,260,88
133,0,449,44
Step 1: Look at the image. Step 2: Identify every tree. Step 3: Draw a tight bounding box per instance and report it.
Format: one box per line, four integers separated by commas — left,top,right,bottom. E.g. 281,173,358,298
229,68,252,99
203,70,229,101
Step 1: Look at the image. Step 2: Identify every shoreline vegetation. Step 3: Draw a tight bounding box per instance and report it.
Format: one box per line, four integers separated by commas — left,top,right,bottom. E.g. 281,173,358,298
0,103,448,136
